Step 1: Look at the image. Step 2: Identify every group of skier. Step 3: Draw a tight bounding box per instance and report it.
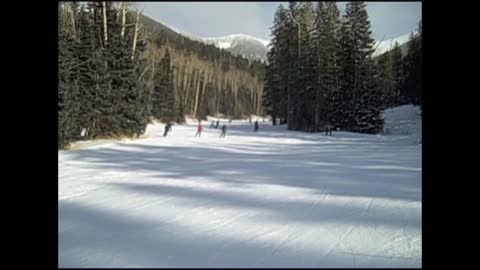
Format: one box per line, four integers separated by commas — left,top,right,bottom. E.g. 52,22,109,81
198,120,226,137
164,118,260,138
164,118,334,138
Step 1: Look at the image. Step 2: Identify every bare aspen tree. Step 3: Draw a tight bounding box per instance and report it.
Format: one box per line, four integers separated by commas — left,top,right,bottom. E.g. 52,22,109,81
121,2,127,38
102,2,108,46
131,9,141,60
193,69,204,118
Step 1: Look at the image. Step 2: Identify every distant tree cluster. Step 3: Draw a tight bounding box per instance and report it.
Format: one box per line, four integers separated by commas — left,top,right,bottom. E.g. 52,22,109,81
263,1,422,134
142,15,266,120
59,2,267,149
376,21,422,110
59,2,150,148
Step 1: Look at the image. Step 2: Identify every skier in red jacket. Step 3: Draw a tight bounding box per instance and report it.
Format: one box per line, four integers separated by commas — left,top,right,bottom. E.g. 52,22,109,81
195,120,203,137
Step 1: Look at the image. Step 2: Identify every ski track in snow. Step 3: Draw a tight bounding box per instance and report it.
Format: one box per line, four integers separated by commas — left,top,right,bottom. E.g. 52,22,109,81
59,108,422,267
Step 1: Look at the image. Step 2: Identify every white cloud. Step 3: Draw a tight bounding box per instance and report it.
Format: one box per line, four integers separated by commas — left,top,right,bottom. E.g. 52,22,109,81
137,2,268,40
135,2,422,42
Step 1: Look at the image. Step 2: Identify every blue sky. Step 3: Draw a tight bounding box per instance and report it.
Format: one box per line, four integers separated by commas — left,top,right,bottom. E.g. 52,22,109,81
135,2,422,42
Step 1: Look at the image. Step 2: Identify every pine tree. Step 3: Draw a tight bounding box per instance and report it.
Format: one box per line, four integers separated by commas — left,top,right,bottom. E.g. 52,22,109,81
404,21,422,107
262,59,275,124
131,20,153,134
390,42,404,107
77,3,113,138
316,2,341,131
265,4,290,126
74,5,96,138
163,49,176,121
152,49,175,122
151,53,163,121
298,2,318,131
106,4,144,136
335,20,351,130
286,2,301,130
338,1,383,133
281,2,316,131
59,3,80,148
66,3,151,140
275,6,290,125
376,51,394,109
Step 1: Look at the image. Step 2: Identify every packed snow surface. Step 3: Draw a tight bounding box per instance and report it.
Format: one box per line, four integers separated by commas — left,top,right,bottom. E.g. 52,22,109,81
59,106,422,267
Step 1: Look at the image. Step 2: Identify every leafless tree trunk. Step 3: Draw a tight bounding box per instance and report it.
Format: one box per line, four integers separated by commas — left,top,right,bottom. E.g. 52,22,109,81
194,69,208,118
121,2,127,38
193,70,202,117
69,3,77,40
256,88,261,116
102,2,108,46
131,10,141,60
183,66,191,107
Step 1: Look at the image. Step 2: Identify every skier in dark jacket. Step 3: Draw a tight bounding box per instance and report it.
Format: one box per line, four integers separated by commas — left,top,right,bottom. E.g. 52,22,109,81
325,123,332,136
164,121,172,137
215,120,220,128
220,124,227,138
253,121,259,132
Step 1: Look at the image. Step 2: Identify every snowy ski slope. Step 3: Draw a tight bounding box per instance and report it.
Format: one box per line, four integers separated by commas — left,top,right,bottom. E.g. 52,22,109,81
59,106,422,267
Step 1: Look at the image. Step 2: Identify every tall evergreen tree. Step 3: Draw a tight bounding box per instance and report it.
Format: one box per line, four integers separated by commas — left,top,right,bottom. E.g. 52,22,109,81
60,2,109,145
376,51,394,108
404,21,422,107
78,3,113,138
59,3,80,148
131,21,153,133
333,20,350,129
316,1,341,130
59,2,152,148
338,1,383,133
286,1,302,130
105,4,147,136
297,2,316,131
262,57,275,124
265,4,290,126
152,49,176,122
390,42,404,107
276,6,290,125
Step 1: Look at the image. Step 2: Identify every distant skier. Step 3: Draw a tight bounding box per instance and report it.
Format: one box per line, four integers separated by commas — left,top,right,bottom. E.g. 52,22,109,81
325,123,332,136
210,121,215,128
253,121,259,132
195,121,203,137
215,120,220,128
249,116,252,123
163,121,172,137
220,124,227,138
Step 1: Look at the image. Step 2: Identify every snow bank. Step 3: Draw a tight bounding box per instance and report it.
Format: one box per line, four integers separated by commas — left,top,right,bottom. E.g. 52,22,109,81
382,104,422,144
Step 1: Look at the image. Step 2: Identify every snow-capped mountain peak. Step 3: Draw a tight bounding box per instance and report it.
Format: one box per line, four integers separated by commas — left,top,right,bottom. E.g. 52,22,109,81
157,17,417,62
202,33,270,48
155,19,269,62
199,34,269,61
373,31,418,57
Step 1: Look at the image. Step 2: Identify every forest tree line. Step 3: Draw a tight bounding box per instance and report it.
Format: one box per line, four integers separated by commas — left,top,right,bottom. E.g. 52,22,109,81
262,1,422,133
142,14,266,121
59,2,266,149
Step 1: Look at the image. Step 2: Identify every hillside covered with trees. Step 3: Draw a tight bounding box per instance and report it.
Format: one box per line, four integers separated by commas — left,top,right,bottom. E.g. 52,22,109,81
58,2,265,149
262,2,422,133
